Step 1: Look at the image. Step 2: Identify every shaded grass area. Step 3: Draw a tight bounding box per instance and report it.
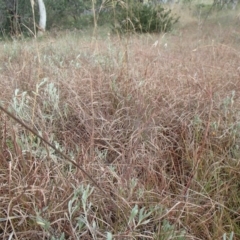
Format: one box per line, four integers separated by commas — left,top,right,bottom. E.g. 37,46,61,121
0,14,240,239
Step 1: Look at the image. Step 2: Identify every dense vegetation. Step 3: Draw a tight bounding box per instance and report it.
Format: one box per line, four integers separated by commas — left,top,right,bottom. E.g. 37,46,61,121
0,0,237,37
0,0,240,239
0,0,179,36
113,1,179,33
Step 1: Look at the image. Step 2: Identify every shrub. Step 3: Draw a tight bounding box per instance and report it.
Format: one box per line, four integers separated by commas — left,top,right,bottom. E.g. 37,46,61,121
112,1,179,34
194,3,213,18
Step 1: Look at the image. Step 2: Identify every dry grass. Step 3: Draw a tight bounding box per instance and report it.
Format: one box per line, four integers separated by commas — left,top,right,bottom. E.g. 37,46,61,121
0,11,240,240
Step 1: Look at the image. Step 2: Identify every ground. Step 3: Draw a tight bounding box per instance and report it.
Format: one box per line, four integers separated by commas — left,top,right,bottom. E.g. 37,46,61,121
0,5,240,240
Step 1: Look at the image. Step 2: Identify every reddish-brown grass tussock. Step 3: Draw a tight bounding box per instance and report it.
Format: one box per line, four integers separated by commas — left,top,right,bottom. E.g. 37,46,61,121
1,15,240,239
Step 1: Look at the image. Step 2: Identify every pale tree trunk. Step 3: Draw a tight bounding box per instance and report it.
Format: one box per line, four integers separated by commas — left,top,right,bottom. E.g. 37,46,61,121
37,0,46,34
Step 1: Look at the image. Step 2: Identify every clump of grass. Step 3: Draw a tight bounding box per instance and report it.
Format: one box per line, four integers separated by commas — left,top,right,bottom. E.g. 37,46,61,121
0,13,240,239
